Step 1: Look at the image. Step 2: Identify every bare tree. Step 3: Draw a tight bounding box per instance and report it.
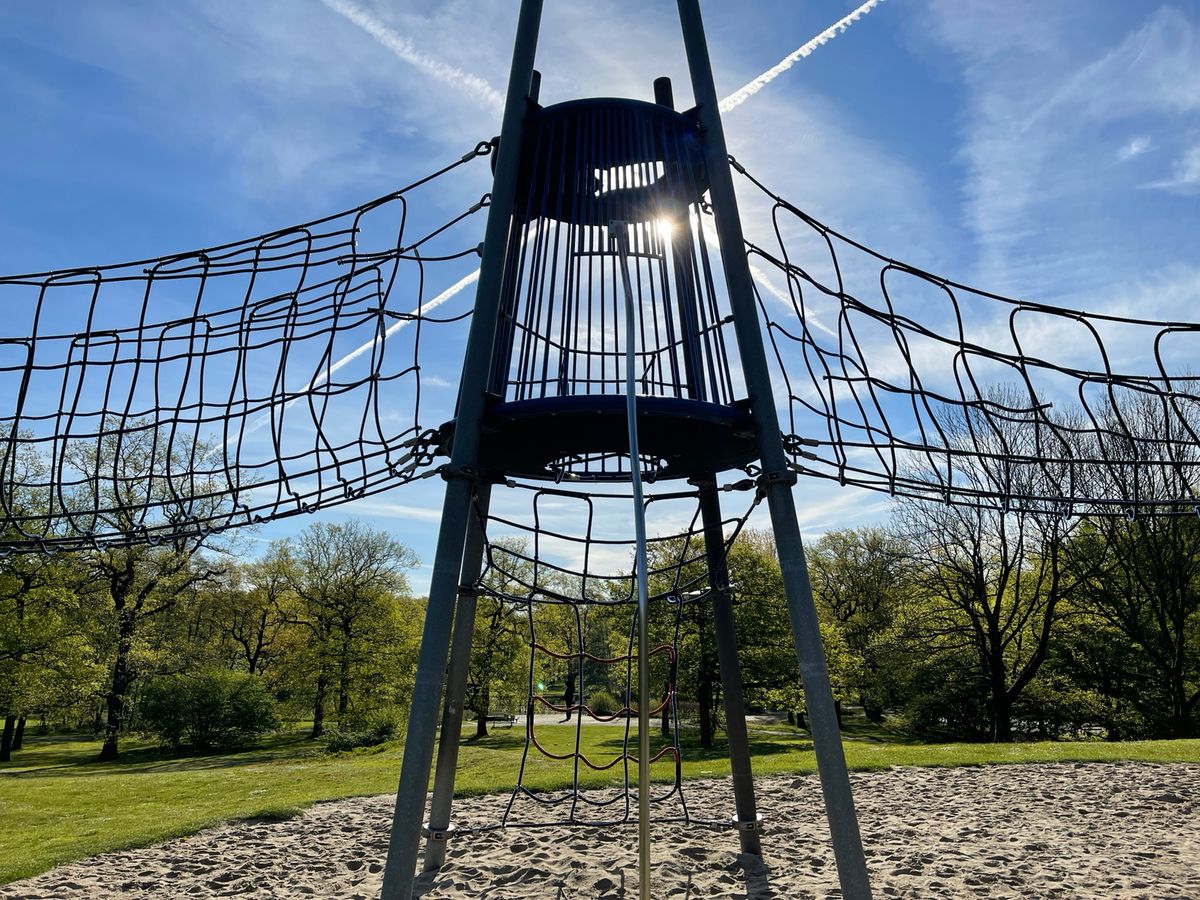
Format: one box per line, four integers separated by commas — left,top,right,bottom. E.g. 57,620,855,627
895,390,1085,741
1072,391,1200,737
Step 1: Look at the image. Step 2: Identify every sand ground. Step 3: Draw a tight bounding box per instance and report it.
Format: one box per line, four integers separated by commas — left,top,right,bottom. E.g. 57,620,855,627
5,763,1198,898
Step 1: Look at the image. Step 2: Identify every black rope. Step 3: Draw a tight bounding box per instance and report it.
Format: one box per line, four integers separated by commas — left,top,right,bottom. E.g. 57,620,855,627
0,143,492,552
474,477,759,832
734,156,1200,518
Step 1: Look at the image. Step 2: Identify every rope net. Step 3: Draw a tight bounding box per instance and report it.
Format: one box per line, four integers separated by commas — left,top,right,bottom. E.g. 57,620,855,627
467,477,761,831
0,144,492,552
735,159,1200,518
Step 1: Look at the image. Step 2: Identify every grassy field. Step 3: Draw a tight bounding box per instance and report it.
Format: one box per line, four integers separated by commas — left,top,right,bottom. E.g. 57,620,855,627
3,721,1199,884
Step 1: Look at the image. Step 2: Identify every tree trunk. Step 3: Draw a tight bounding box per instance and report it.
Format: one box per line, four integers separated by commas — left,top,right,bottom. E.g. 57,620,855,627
1168,675,1193,739
0,715,14,762
697,673,713,748
337,633,352,726
475,685,490,738
834,699,843,729
12,716,25,751
100,606,137,761
311,671,329,738
989,693,1014,743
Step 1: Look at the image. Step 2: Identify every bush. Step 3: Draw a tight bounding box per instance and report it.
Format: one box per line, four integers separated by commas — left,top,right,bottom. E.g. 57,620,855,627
140,670,278,751
324,714,398,753
586,689,621,717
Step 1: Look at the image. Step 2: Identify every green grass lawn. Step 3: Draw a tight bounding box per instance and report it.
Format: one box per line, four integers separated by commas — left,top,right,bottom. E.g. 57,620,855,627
3,722,1199,884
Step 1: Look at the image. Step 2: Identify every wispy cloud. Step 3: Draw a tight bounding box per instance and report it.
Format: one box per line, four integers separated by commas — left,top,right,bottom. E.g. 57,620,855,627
1118,135,1153,161
235,267,480,443
318,0,505,111
719,0,888,113
921,2,1200,298
1145,144,1200,193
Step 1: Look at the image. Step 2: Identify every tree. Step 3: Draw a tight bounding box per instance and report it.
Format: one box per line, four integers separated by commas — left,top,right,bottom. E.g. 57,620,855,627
0,547,89,760
63,426,230,761
216,561,289,676
1067,394,1200,737
808,527,908,721
465,539,531,738
270,520,418,737
725,531,802,724
894,393,1084,741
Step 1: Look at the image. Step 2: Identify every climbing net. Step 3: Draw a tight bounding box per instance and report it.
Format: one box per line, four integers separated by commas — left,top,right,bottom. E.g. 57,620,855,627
735,159,1200,517
0,143,493,553
465,476,762,831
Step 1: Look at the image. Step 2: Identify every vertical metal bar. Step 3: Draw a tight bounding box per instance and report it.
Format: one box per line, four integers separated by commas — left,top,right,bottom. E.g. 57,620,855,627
695,478,761,855
675,2,873,897
611,219,652,900
380,3,544,897
423,482,494,871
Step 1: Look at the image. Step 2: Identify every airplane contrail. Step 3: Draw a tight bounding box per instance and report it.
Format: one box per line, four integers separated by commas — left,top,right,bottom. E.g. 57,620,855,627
236,268,480,442
719,0,887,113
319,0,505,111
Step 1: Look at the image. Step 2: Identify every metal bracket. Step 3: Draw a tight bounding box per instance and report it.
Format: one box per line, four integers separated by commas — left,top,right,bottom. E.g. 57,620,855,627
441,464,481,483
757,469,798,488
422,821,457,842
731,813,765,833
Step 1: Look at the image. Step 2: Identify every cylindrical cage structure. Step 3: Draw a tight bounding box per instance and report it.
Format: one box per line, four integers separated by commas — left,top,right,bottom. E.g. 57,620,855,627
439,96,757,482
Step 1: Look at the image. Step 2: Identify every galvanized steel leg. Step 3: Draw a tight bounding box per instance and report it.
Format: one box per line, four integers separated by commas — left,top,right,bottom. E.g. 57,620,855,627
676,1,873,896
696,478,762,855
423,482,493,871
380,2,543,896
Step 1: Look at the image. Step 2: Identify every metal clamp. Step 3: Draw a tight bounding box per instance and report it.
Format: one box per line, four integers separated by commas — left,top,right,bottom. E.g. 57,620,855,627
440,463,481,483
731,813,765,833
422,821,457,842
757,469,798,488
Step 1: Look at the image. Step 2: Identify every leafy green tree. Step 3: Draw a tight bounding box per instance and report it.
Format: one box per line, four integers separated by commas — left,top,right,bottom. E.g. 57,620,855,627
808,527,908,721
466,539,532,737
269,519,419,737
62,426,230,761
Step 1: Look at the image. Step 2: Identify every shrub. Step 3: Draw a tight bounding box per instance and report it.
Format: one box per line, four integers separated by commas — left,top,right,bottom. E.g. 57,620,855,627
324,715,399,753
140,670,278,751
586,689,621,717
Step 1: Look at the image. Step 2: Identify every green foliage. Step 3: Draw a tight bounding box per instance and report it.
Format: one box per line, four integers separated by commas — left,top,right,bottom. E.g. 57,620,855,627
324,714,398,753
586,689,620,716
139,670,278,751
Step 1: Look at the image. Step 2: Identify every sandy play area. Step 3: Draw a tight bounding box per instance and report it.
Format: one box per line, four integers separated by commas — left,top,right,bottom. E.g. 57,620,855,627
5,763,1198,898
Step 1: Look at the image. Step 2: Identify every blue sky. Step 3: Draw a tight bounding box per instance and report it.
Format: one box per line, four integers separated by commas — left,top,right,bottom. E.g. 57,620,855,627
2,1,1199,591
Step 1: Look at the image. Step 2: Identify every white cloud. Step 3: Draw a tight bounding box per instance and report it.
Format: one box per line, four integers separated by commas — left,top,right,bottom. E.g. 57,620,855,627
1145,144,1200,193
918,2,1200,300
1118,135,1153,161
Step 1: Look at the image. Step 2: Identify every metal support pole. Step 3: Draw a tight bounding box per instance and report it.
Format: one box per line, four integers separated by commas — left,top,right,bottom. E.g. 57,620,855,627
675,2,872,897
381,3,543,897
612,220,652,900
423,482,494,871
695,478,761,855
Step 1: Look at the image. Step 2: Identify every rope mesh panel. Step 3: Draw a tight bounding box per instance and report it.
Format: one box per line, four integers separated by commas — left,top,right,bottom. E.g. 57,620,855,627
462,477,761,832
735,157,1200,517
0,144,492,552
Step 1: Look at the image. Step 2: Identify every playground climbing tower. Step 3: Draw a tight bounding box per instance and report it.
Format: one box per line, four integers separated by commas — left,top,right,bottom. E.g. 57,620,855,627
381,2,873,898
